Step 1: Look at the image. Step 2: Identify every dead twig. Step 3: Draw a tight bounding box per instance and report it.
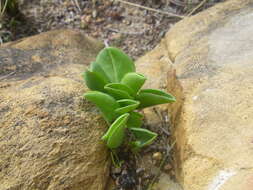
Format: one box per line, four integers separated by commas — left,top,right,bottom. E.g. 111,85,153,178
147,141,176,189
72,0,81,12
158,125,170,136
104,39,109,47
0,36,3,45
166,54,174,65
169,0,186,7
114,0,185,19
187,0,208,16
152,107,170,136
0,71,16,80
0,0,9,20
107,28,147,35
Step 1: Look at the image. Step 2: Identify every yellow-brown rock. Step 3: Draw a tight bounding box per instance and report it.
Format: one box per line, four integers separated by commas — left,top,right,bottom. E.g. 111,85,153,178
136,0,253,189
0,30,109,190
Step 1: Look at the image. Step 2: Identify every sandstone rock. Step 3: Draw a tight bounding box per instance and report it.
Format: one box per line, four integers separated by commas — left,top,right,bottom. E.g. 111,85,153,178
136,0,253,189
0,30,109,190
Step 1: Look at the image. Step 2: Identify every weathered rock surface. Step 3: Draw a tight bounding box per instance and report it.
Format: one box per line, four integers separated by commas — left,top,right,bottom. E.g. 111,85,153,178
137,0,253,189
0,30,109,190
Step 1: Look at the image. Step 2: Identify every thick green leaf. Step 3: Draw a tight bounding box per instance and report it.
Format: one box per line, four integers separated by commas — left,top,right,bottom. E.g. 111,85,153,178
102,113,130,149
130,128,157,150
121,72,147,95
84,91,119,123
126,111,143,128
115,99,140,115
83,70,107,92
137,89,176,109
104,83,134,100
106,83,135,96
96,47,135,82
102,113,129,140
90,61,110,83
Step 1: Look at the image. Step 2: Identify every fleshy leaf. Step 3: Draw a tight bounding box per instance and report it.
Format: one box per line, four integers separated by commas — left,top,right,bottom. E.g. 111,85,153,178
84,91,119,123
102,113,130,149
115,99,140,115
121,72,147,95
90,61,110,83
130,128,157,150
83,70,107,92
106,83,135,96
104,83,134,100
126,111,143,128
137,89,176,109
96,47,135,82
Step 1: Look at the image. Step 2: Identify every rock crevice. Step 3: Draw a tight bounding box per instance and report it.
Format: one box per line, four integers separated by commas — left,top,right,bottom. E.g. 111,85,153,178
137,1,253,189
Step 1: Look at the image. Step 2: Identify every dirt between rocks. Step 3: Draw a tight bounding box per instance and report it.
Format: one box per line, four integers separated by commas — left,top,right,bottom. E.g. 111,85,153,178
1,0,225,59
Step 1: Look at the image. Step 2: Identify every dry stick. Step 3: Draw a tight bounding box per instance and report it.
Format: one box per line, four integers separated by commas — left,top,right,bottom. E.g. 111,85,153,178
104,39,109,47
0,36,3,45
169,0,186,7
114,0,185,19
166,54,174,65
107,28,147,35
72,0,81,12
187,0,208,16
0,71,15,80
0,0,9,19
148,141,176,189
158,125,170,136
152,108,170,136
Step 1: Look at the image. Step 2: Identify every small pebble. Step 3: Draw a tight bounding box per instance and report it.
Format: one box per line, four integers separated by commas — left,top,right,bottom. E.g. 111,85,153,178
80,20,88,29
123,19,131,25
92,10,97,18
96,18,105,23
170,170,175,177
152,152,163,161
111,33,122,40
112,167,121,174
163,163,172,171
104,1,112,7
136,168,145,176
85,15,92,23
113,0,120,6
92,0,97,5
63,1,72,7
92,31,99,37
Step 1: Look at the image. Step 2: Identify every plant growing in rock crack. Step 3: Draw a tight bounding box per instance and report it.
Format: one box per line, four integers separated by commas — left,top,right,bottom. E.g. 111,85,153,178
83,47,175,152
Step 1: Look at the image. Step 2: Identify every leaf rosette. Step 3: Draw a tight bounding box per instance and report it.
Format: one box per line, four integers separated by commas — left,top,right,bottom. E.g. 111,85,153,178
83,47,176,150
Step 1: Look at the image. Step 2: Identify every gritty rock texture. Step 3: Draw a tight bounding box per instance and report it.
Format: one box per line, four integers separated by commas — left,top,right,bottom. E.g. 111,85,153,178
136,0,253,189
0,30,109,190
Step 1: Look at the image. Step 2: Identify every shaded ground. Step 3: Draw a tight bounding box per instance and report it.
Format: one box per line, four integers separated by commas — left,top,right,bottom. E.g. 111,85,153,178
1,0,224,59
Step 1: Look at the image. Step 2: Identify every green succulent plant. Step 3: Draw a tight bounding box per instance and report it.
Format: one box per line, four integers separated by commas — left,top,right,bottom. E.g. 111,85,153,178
83,47,175,151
